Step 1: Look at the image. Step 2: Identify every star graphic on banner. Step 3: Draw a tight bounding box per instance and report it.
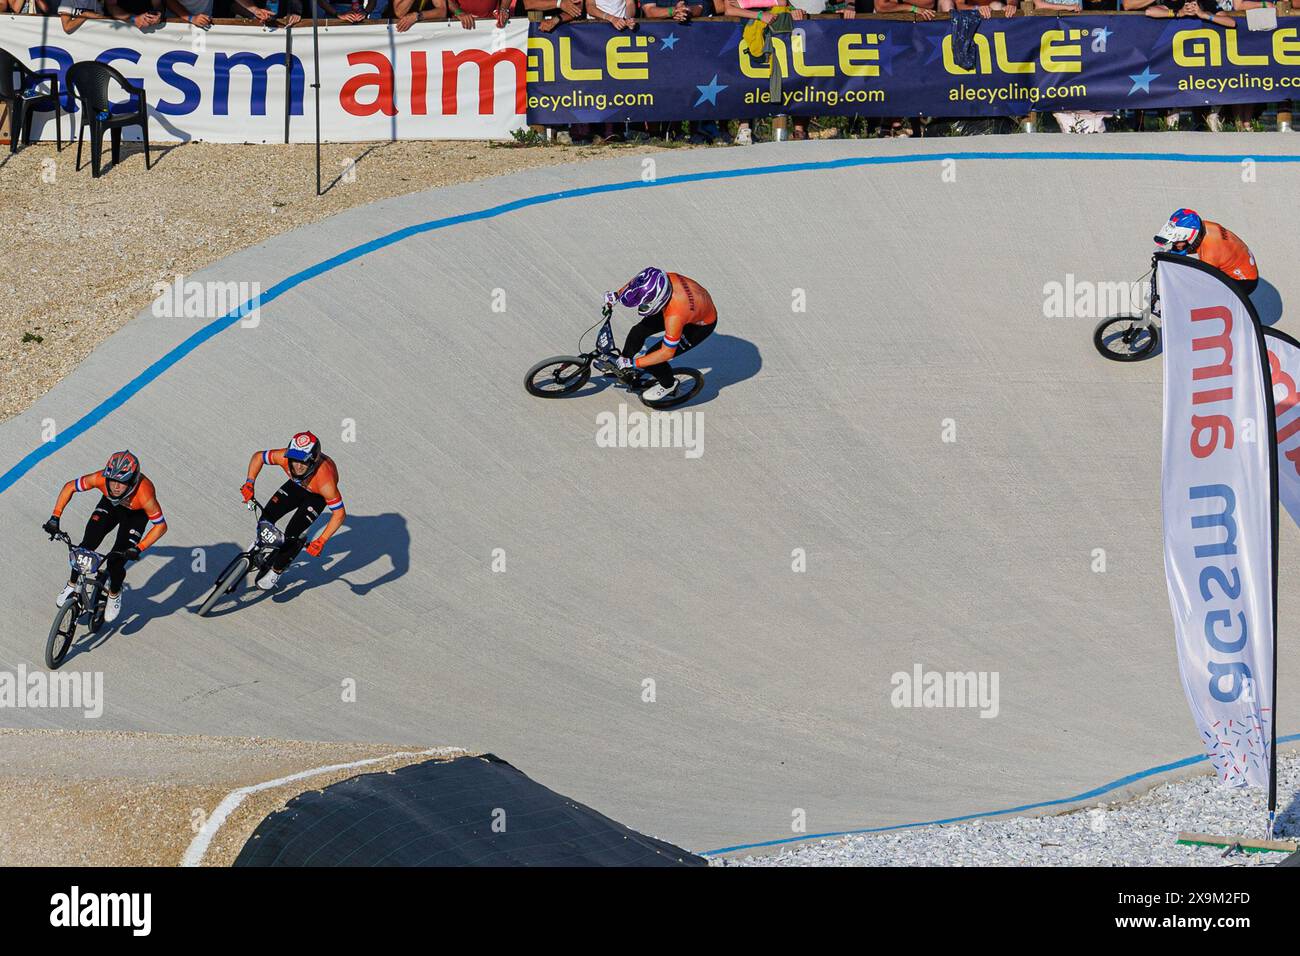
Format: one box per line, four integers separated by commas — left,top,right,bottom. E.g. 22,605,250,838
1128,66,1160,95
1090,25,1111,50
660,32,678,51
922,30,948,66
874,31,908,76
694,74,728,108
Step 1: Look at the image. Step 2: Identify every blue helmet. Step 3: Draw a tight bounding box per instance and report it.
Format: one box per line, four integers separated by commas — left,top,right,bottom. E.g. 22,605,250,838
285,431,322,478
1154,209,1204,253
618,268,671,317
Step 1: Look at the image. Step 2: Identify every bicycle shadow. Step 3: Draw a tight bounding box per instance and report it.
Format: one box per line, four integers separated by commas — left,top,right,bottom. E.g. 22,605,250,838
269,512,411,605
53,540,239,663
55,514,410,659
539,333,761,408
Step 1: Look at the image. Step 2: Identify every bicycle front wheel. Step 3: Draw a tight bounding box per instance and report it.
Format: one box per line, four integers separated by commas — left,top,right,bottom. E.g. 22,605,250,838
198,555,250,617
1094,315,1159,362
46,601,78,669
525,357,592,398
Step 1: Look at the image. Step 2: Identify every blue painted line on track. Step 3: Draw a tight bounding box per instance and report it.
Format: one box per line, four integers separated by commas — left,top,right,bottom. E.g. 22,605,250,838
7,147,1300,493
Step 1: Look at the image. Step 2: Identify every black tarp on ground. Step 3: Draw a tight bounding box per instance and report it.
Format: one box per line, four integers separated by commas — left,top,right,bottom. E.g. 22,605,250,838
233,753,705,867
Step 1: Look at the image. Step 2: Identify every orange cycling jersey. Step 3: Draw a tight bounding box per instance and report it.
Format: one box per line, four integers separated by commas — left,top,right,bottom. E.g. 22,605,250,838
260,449,344,513
659,273,717,351
1198,220,1257,282
53,472,167,550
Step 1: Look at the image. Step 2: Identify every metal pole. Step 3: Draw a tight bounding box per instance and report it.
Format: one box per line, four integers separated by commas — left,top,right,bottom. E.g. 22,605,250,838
311,0,322,195
283,25,293,144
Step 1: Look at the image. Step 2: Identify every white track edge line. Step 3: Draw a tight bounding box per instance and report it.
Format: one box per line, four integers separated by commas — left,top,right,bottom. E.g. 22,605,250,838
181,748,447,867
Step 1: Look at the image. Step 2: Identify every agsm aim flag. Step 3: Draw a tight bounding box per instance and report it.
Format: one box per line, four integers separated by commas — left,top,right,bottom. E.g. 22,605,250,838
1160,253,1277,789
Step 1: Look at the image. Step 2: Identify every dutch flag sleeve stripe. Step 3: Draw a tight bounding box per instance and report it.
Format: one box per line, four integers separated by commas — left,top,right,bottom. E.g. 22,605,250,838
262,450,273,465
326,498,343,512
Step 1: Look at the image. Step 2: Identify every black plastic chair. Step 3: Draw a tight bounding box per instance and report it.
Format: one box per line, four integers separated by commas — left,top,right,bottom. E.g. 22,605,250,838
67,61,151,178
0,47,63,154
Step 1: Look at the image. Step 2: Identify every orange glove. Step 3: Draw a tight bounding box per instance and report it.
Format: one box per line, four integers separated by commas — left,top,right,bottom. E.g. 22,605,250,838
305,538,324,557
240,479,255,503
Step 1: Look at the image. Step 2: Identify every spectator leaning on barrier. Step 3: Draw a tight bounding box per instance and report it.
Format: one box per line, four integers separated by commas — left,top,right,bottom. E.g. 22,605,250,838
57,0,106,29
586,0,636,29
953,0,1015,16
823,0,870,16
874,0,944,19
109,0,164,27
642,0,705,22
524,0,584,31
448,0,514,27
1136,0,1234,26
317,0,387,19
393,0,448,29
165,0,212,25
232,0,302,27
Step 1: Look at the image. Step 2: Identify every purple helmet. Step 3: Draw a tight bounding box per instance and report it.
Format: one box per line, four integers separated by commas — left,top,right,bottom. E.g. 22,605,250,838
618,268,671,317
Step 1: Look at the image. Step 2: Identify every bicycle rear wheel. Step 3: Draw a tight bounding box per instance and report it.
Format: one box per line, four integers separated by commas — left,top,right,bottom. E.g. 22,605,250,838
46,602,78,669
1094,315,1159,362
198,555,250,617
525,357,592,398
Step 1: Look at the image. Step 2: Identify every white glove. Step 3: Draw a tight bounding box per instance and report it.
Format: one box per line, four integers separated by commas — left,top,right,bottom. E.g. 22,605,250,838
615,355,634,371
603,290,618,306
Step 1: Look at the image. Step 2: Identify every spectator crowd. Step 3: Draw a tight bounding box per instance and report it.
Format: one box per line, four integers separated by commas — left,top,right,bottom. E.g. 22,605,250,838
1,0,1293,137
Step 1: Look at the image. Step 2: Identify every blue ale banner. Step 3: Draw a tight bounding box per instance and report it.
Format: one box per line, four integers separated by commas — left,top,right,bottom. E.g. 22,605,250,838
526,17,1300,123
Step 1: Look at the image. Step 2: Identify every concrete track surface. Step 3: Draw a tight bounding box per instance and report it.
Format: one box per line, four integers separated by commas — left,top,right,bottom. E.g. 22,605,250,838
4,135,1300,854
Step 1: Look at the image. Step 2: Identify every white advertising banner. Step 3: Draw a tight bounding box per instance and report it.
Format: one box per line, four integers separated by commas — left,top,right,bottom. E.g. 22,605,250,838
1160,254,1277,789
1263,327,1300,531
0,16,527,142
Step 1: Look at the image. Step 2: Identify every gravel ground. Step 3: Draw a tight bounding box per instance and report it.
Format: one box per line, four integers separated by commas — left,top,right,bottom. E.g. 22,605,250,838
0,138,696,422
720,749,1300,867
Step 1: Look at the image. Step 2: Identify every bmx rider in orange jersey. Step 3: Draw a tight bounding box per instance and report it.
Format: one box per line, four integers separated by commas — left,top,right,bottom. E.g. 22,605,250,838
604,267,718,402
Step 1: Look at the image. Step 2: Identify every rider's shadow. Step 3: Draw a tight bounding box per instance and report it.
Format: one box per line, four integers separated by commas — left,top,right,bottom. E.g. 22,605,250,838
690,333,761,406
116,541,248,634
56,541,244,660
270,512,411,604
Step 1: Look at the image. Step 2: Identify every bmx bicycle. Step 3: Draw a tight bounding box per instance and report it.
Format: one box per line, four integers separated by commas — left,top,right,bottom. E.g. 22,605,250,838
525,305,705,409
197,497,288,617
1093,264,1160,362
45,532,110,669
